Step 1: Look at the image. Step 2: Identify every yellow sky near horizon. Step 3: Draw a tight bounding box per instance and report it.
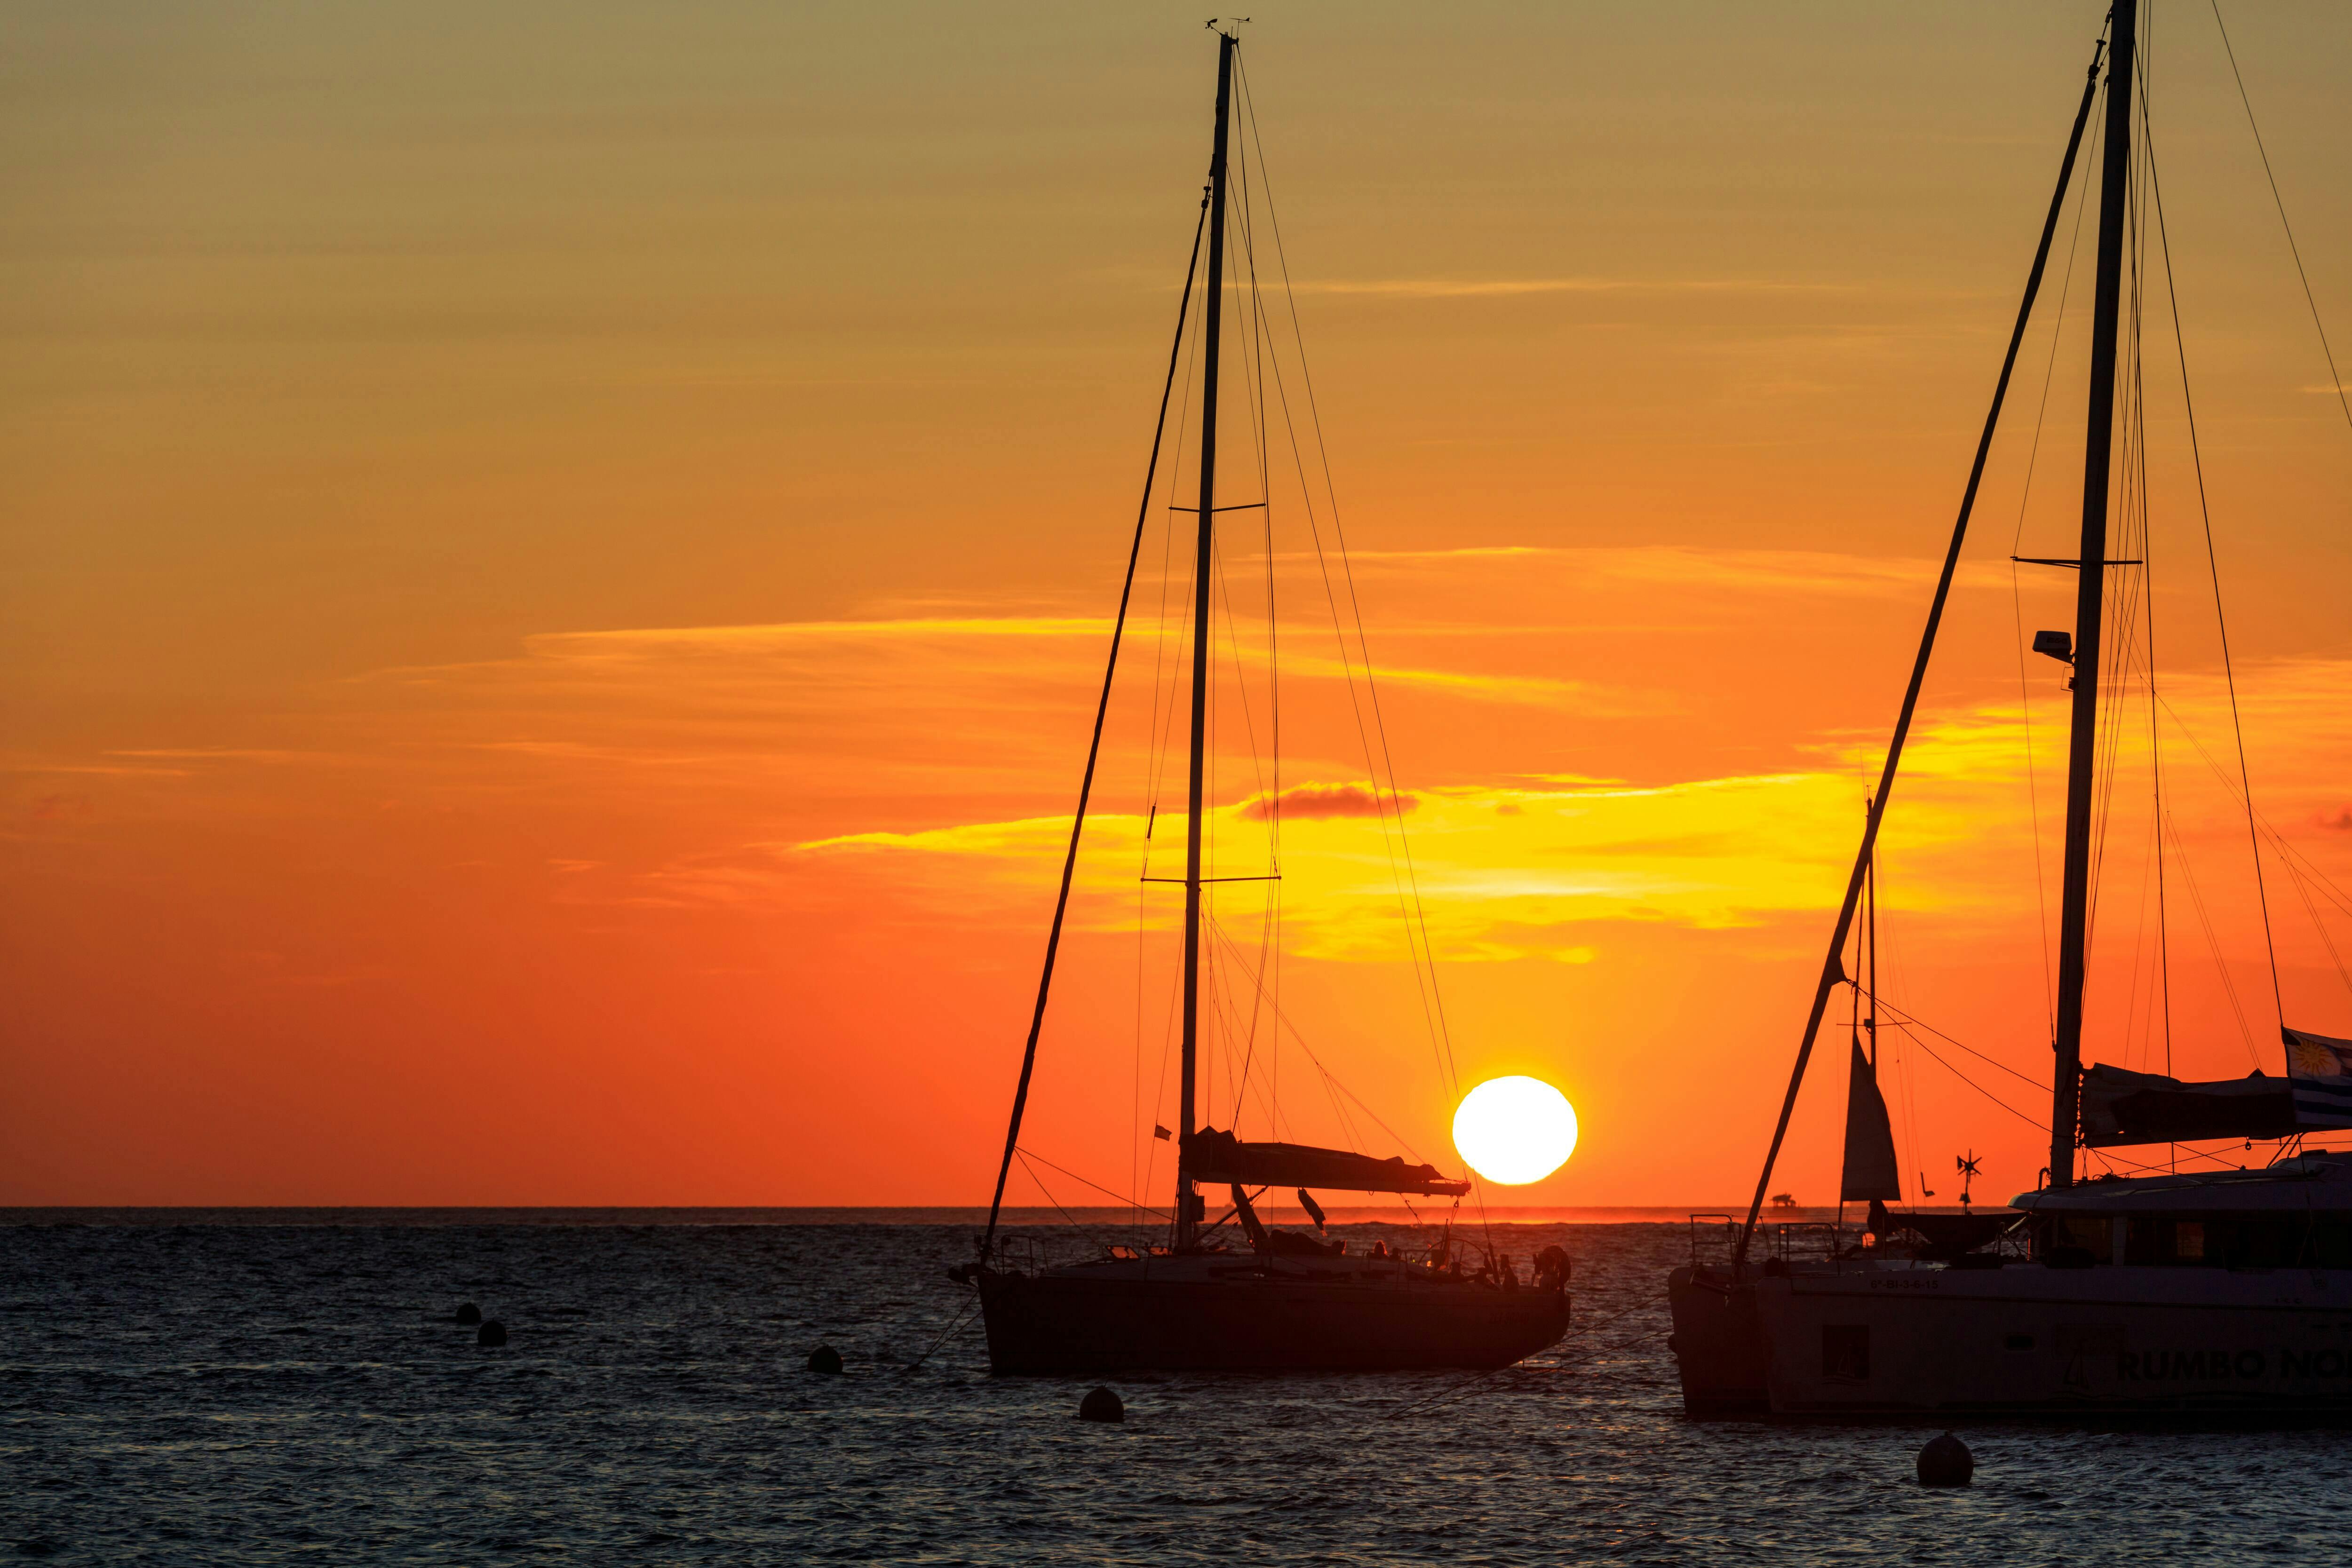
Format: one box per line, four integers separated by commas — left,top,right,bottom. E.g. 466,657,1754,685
6,2,2352,1208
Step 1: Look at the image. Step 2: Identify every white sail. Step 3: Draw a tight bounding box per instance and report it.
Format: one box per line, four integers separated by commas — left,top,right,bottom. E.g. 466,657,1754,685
1838,1042,1900,1202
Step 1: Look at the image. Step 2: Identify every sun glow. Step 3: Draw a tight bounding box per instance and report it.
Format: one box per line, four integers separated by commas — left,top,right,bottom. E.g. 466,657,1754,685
1451,1076,1578,1185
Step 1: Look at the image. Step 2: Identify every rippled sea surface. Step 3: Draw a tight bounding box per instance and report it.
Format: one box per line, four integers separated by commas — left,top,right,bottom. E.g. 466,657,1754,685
7,1213,2352,1565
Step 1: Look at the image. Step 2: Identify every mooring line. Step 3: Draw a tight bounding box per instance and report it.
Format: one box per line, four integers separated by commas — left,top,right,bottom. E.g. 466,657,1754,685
901,1294,982,1375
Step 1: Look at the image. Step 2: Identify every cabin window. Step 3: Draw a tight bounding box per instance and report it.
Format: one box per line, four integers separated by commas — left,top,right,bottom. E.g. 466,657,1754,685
2108,1217,2352,1268
1822,1325,1869,1382
2128,1217,2209,1264
2224,1219,2296,1268
2059,1218,2113,1262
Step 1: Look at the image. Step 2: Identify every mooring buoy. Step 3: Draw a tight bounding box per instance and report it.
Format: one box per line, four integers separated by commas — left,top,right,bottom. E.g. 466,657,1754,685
807,1345,844,1375
1077,1386,1124,1423
454,1302,482,1326
1917,1431,1973,1487
476,1319,508,1348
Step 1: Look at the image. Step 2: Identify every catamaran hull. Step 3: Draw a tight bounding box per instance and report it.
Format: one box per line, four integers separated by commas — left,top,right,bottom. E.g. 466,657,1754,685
977,1268,1569,1374
1666,1266,1770,1415
1671,1262,2352,1418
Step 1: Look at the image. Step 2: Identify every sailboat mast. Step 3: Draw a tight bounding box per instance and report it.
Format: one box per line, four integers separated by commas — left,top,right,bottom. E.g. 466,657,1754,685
2049,0,2136,1191
1176,30,1237,1251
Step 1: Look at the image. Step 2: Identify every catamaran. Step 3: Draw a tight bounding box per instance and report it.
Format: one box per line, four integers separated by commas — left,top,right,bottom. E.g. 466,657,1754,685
953,25,1570,1375
1670,0,2352,1417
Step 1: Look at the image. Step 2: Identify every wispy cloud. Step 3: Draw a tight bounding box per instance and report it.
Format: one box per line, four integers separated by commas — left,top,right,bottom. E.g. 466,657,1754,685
1281,277,1843,300
737,658,2352,963
1238,782,1410,822
1273,544,2010,596
1282,654,1653,713
106,748,327,765
524,617,1112,653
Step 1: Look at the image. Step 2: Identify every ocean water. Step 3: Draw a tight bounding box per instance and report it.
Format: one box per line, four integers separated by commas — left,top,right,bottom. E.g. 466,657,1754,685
5,1213,2349,1564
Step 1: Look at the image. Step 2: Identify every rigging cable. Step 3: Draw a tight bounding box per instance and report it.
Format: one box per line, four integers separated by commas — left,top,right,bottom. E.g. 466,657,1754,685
977,196,1210,1264
2150,685,2352,1015
2165,809,2262,1064
1887,1021,2050,1132
2143,73,2287,1031
2153,687,2352,923
2135,43,2176,1081
2007,78,2104,1033
1738,29,2109,1262
1136,228,1216,1232
1204,919,1433,1166
2082,84,2150,968
1867,993,2051,1094
1017,1147,1175,1221
2208,0,2352,438
1235,50,1463,1103
1014,1150,1117,1251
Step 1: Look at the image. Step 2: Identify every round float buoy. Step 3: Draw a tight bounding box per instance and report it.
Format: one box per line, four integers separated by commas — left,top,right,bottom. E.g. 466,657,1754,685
454,1302,482,1326
476,1320,508,1348
806,1345,844,1375
1917,1432,1973,1487
1077,1386,1124,1423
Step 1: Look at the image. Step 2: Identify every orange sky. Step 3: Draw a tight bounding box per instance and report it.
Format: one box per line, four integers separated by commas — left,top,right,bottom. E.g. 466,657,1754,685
7,3,2352,1208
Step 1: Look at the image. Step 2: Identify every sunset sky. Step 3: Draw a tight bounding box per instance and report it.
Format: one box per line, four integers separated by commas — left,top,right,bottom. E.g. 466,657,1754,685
8,2,2352,1209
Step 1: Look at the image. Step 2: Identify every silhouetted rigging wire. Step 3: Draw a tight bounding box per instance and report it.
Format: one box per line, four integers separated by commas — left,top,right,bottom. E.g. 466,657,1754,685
2007,49,2105,1034
1206,919,1434,1168
2208,0,2352,439
1018,1147,1174,1220
1137,207,1211,1220
1740,23,2114,1260
1869,993,2052,1095
1233,49,1497,1256
2164,809,2262,1065
1889,1021,2050,1132
2118,48,2174,1078
980,190,1214,1260
2147,686,2352,1016
1204,920,1373,1157
1233,48,1464,1108
1225,98,1288,1131
2142,56,2286,1029
2081,62,2152,976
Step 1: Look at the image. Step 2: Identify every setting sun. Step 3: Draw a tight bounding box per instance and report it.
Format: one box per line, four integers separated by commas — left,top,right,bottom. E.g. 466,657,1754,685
1452,1077,1580,1186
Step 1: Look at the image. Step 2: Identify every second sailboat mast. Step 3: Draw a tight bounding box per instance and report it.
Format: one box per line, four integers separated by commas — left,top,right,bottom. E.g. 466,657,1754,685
1176,31,1237,1249
2048,0,2136,1191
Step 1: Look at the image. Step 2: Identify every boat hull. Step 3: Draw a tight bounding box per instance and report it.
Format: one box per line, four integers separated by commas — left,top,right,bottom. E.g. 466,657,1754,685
977,1260,1569,1374
1666,1265,1770,1415
1671,1260,2352,1418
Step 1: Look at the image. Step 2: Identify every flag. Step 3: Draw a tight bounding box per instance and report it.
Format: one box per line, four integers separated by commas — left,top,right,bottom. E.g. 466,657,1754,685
2285,1027,2352,1130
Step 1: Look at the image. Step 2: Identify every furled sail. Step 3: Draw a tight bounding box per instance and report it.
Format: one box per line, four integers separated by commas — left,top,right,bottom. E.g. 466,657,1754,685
2078,1063,2300,1147
1182,1128,1470,1196
2285,1027,2352,1130
1839,1042,1901,1201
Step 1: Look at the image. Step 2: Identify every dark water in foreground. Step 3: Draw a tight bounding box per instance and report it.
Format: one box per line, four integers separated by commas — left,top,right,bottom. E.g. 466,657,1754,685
6,1217,2350,1564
